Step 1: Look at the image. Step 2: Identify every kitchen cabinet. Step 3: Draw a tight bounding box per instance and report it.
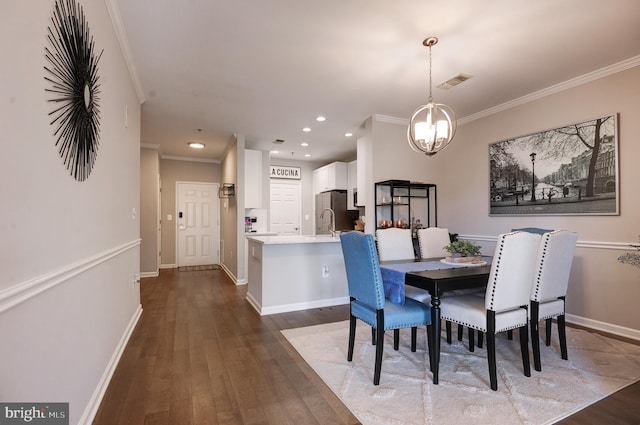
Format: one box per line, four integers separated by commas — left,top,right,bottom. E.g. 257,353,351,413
347,160,358,210
245,149,262,208
374,180,437,231
313,161,347,194
246,235,349,315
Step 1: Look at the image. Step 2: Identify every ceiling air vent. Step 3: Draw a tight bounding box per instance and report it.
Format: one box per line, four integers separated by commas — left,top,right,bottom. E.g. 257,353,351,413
273,139,285,144
437,73,473,90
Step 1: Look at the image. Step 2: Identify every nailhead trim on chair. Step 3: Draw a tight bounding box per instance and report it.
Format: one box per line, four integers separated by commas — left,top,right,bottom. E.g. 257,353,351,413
531,232,552,301
440,315,527,333
488,231,518,310
367,234,386,309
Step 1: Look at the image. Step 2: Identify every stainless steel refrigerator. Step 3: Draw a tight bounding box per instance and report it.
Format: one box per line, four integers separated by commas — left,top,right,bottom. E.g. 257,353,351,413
315,190,356,234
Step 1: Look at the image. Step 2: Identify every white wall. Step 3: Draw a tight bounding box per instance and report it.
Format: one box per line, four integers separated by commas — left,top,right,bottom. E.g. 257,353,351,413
0,1,142,423
363,66,640,338
441,66,640,336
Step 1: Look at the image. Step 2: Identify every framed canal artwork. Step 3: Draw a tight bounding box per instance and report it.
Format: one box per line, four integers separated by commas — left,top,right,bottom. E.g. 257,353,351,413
489,113,619,216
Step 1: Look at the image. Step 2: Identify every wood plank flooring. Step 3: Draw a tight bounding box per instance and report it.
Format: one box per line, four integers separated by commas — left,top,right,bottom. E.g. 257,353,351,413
93,269,640,425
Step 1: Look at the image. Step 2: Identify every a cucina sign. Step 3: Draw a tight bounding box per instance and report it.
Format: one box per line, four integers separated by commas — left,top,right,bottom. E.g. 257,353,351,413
270,165,301,179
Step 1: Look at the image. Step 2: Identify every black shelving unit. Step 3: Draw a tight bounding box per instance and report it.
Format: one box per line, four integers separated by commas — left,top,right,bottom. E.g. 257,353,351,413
374,180,437,230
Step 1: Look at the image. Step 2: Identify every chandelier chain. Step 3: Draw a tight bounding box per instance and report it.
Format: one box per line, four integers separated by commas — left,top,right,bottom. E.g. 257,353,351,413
428,43,433,103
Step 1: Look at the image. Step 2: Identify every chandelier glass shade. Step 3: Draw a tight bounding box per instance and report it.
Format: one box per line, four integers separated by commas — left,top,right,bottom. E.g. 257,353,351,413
407,37,456,156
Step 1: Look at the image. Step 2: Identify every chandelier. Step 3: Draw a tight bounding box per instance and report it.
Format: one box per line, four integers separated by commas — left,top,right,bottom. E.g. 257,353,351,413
407,37,456,156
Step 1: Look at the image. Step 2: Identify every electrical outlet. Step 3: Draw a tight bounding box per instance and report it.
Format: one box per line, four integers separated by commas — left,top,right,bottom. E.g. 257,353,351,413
322,265,329,278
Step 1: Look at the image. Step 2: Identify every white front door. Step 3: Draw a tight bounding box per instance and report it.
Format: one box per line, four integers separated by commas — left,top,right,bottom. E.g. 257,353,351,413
270,180,301,235
177,182,220,266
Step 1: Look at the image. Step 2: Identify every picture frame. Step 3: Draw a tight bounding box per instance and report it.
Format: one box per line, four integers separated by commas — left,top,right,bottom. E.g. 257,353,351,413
489,113,619,216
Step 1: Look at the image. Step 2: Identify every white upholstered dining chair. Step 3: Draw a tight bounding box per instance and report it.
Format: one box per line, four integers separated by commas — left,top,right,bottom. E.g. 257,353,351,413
375,228,431,304
440,231,541,390
376,228,416,261
417,227,450,259
530,230,578,371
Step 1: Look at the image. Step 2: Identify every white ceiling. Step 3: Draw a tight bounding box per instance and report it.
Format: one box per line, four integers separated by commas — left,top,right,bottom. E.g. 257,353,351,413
114,0,640,163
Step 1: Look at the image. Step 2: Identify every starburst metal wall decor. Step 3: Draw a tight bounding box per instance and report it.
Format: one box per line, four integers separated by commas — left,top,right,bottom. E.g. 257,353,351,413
44,0,103,182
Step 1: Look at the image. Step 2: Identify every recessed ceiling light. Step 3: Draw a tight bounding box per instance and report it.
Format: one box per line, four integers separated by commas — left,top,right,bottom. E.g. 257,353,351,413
304,154,311,157
302,127,311,132
345,132,353,137
188,142,205,149
301,142,309,147
316,116,326,122
270,150,279,154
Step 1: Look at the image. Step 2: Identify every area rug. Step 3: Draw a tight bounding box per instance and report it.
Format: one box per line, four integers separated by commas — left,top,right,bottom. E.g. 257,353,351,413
282,321,640,425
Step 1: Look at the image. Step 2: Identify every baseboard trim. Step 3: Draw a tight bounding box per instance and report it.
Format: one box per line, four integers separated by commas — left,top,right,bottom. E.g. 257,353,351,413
159,263,177,269
254,296,350,316
79,304,143,425
566,313,640,342
219,263,238,284
140,271,159,278
0,239,141,314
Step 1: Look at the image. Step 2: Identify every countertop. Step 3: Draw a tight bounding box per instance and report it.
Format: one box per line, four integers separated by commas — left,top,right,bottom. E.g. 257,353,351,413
246,234,341,245
244,232,278,237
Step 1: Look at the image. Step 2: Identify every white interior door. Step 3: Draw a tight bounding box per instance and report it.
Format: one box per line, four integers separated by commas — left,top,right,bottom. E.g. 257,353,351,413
270,181,301,235
177,182,220,266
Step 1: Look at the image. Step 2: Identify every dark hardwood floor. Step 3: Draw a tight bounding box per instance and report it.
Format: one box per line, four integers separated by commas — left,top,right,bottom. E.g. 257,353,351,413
93,269,640,425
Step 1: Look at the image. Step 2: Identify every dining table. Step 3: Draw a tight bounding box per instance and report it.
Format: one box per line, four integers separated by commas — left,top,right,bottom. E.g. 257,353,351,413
380,257,492,385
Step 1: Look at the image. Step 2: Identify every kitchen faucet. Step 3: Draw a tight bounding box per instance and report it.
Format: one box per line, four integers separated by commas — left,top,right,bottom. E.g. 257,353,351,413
320,208,336,237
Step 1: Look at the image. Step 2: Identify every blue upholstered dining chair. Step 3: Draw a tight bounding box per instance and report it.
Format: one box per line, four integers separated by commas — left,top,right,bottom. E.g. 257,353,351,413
530,230,578,371
340,231,432,385
440,231,541,390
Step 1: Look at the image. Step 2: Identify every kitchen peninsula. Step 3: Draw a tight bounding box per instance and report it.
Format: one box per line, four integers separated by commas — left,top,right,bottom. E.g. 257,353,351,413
246,234,349,315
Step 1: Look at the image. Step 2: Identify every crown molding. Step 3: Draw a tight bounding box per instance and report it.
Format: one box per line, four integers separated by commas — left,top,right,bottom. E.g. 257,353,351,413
105,0,146,104
458,55,640,125
140,143,160,150
373,56,640,128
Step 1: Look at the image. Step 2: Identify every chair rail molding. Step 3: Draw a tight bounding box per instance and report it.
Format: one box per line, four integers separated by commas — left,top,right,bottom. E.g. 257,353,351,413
461,235,635,251
0,239,141,314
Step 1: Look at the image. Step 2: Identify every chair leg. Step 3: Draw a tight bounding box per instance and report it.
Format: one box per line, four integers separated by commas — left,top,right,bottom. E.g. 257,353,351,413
507,329,513,340
487,310,497,391
374,311,385,385
394,329,400,350
411,327,417,352
545,318,552,346
371,326,376,345
348,314,356,362
458,324,464,341
468,328,475,352
519,325,531,378
477,331,483,348
558,314,568,360
530,301,542,372
446,320,452,344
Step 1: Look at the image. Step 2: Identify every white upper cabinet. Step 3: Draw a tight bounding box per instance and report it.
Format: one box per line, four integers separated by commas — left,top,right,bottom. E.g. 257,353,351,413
245,149,263,208
313,161,347,194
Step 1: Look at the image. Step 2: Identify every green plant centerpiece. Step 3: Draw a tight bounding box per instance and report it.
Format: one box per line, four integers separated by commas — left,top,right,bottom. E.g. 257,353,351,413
443,240,482,263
